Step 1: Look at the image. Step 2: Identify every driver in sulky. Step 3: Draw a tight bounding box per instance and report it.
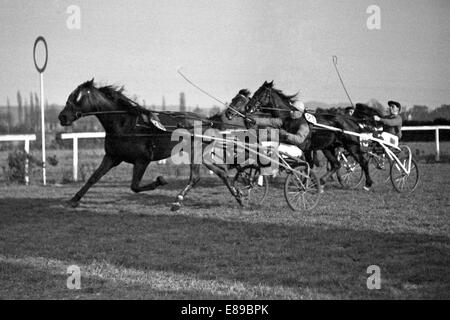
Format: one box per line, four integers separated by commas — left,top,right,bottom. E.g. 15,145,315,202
373,100,403,139
246,100,310,150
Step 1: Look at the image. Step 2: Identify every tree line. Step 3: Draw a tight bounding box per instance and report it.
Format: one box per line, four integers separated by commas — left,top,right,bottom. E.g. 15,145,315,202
0,91,61,134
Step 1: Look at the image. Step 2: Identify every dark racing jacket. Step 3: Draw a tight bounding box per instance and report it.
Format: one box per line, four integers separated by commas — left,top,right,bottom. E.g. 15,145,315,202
378,114,402,139
254,116,310,149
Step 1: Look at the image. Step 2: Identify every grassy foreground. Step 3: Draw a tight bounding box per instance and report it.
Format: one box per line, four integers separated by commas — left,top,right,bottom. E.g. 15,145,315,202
0,163,449,299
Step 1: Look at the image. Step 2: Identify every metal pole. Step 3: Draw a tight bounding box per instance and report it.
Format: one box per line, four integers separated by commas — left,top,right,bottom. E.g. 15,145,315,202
73,137,78,182
34,36,48,186
40,72,46,185
435,128,440,162
24,139,30,186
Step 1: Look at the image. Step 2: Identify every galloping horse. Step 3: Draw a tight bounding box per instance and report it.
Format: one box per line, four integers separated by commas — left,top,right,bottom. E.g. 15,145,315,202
229,81,374,190
59,79,251,208
169,91,252,210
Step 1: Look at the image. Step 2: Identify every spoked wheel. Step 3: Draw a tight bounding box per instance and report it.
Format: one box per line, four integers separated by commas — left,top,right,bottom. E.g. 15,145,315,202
337,154,363,189
234,165,269,207
390,149,419,193
284,165,322,212
368,153,392,185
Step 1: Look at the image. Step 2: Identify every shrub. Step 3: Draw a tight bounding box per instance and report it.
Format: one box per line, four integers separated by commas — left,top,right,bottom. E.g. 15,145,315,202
6,150,58,184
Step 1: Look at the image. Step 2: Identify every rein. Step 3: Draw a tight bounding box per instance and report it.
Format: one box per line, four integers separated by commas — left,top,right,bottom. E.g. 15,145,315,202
66,100,129,120
66,100,249,130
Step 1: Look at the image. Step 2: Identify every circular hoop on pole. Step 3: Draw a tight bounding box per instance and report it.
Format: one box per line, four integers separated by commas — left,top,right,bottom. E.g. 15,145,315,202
33,36,48,185
33,36,48,73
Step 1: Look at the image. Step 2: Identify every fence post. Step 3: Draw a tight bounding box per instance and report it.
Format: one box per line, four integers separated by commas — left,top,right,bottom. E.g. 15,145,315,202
73,137,78,182
435,128,440,162
24,138,30,186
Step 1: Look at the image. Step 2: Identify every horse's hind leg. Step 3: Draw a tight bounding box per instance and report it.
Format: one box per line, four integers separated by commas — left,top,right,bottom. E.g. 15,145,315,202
130,160,168,193
347,144,372,190
319,148,340,187
67,154,121,207
171,163,201,211
204,162,243,207
304,150,315,168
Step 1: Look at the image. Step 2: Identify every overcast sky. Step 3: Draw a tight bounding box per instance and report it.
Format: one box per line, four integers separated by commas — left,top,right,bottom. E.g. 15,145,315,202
0,0,449,109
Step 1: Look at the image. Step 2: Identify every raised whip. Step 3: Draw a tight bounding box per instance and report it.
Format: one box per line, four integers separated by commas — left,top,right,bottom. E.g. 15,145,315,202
332,55,354,107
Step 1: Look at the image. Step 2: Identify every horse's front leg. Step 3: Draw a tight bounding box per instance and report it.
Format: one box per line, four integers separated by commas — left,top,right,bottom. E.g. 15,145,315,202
67,154,121,207
130,160,168,193
170,163,201,211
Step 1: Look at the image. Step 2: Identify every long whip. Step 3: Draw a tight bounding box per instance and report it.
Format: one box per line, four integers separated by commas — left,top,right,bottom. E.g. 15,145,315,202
177,68,226,106
176,68,247,119
332,55,354,107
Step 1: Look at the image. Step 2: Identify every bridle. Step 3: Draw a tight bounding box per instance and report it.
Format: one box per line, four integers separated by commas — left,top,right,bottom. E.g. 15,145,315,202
65,98,129,120
247,86,293,116
246,86,270,115
225,94,249,119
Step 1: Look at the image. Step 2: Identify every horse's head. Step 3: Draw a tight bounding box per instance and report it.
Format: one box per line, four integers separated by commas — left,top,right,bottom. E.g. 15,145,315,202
246,81,297,119
352,103,381,130
224,89,251,120
59,78,112,126
245,81,273,115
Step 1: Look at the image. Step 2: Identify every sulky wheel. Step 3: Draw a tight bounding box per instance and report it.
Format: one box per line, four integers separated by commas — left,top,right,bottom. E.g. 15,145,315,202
337,154,364,189
390,154,419,193
284,165,322,212
234,165,269,207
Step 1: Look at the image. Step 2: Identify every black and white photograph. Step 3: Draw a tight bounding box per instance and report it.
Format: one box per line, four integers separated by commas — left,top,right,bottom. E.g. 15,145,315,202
0,0,449,303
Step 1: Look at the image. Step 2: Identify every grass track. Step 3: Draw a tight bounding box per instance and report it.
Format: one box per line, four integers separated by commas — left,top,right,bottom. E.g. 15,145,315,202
0,163,449,299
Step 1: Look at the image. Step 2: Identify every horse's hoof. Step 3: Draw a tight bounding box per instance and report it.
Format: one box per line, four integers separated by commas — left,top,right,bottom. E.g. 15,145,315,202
157,176,168,186
318,186,325,194
65,200,79,208
363,186,371,192
170,202,181,211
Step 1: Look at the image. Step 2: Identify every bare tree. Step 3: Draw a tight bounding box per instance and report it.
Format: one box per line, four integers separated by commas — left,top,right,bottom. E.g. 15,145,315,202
17,91,23,125
6,97,12,133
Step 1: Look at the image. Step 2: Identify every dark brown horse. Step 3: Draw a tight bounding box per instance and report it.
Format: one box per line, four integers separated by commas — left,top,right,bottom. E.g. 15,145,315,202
229,81,374,190
58,79,252,208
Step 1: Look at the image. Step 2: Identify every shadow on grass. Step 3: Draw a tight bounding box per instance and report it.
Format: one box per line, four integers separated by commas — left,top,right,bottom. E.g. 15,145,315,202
0,260,233,300
0,197,449,299
61,176,243,210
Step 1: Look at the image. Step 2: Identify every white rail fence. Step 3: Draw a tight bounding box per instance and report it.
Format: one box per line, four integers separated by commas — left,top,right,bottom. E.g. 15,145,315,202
60,132,106,182
2,126,447,184
0,134,37,185
401,125,450,161
56,125,450,182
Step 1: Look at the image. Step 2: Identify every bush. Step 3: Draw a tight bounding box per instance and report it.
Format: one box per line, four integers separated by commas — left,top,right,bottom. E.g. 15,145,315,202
5,150,58,184
6,151,33,183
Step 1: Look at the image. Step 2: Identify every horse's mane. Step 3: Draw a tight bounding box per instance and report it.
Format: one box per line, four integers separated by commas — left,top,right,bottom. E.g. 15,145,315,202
264,82,298,106
87,82,151,115
272,87,298,105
